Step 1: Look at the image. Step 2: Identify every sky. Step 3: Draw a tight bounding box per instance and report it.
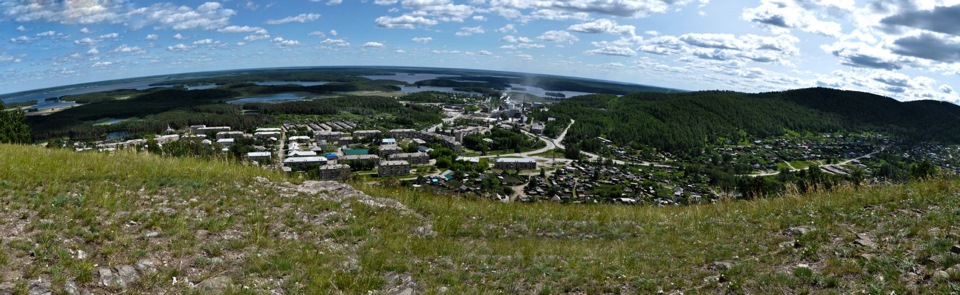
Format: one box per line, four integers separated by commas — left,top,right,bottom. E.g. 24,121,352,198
0,0,958,102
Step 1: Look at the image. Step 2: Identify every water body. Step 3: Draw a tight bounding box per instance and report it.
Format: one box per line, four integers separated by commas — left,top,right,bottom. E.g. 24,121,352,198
508,83,593,98
254,81,330,87
31,101,79,110
363,73,457,84
227,93,307,105
94,118,129,126
3,79,174,104
397,85,474,94
186,84,218,90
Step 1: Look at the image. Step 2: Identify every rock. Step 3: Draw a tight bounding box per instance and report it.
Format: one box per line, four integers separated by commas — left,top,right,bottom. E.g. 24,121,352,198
116,265,139,286
709,261,733,271
98,268,117,287
854,233,878,249
933,270,950,281
786,226,812,236
198,276,233,294
64,281,79,295
951,244,960,254
703,275,721,283
135,258,159,274
28,280,50,295
396,288,415,295
860,253,876,261
145,231,159,238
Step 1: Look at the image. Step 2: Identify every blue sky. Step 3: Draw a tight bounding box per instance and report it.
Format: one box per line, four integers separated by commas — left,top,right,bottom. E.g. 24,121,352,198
0,0,958,102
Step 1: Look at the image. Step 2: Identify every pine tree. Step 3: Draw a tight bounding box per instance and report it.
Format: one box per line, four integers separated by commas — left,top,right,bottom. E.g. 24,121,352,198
0,102,31,144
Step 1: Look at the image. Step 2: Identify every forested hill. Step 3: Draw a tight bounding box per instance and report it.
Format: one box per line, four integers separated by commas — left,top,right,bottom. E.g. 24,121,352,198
534,87,960,152
755,87,960,143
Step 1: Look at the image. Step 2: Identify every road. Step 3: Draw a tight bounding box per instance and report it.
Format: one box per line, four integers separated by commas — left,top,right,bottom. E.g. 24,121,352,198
748,148,884,177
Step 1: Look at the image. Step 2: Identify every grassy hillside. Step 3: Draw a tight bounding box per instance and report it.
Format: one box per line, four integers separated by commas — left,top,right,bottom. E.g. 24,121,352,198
1,144,959,293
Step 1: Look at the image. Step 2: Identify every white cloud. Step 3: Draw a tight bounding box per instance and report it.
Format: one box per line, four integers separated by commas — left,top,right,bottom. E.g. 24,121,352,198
10,36,31,44
585,43,637,57
127,2,236,31
496,24,517,33
412,37,433,44
146,34,159,40
321,38,350,47
272,37,301,47
487,0,705,19
375,15,439,29
99,33,119,39
478,50,493,55
218,25,267,34
455,26,485,36
326,0,343,5
516,54,533,60
74,37,97,46
111,44,145,54
741,0,845,37
309,31,327,38
363,41,386,48
538,30,579,44
193,39,213,45
87,48,100,55
266,13,321,25
568,19,636,36
92,61,113,68
16,25,26,32
173,33,185,40
330,30,338,36
166,43,194,52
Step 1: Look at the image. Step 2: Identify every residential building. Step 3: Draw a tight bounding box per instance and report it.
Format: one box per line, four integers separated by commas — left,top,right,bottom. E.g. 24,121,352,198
495,158,537,170
283,156,328,171
378,160,410,177
390,129,418,139
254,131,281,139
353,130,382,139
317,164,351,180
217,131,245,140
379,145,403,157
247,152,272,163
389,152,430,165
316,131,345,142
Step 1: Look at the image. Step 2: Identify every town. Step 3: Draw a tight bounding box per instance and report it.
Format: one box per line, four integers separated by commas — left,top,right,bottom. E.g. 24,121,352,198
54,91,960,205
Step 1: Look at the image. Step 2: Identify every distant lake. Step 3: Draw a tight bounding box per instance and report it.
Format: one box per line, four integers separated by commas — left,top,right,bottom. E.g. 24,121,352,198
227,93,307,104
398,85,473,94
255,81,330,87
32,101,78,110
507,83,593,98
363,73,457,84
186,84,218,90
3,79,174,104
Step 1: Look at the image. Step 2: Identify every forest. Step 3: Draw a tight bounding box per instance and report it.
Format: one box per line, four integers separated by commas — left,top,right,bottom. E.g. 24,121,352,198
533,88,960,153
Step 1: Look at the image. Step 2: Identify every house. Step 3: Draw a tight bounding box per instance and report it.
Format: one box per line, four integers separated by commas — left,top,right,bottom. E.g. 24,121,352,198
381,138,397,145
388,152,429,165
256,127,282,133
156,134,180,144
440,136,462,153
339,154,380,170
531,123,545,135
378,160,410,177
494,158,537,171
317,164,351,180
247,152,272,163
283,156,328,171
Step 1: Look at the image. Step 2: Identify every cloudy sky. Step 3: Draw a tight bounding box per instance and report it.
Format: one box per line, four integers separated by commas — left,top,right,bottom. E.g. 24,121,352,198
0,0,958,102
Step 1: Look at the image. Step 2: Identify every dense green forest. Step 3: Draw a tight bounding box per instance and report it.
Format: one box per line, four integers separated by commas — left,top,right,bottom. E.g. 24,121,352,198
533,91,845,152
757,88,960,143
534,88,960,153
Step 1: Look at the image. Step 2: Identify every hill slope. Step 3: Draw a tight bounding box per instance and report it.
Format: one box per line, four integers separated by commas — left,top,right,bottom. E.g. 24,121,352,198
537,88,960,151
1,144,959,293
